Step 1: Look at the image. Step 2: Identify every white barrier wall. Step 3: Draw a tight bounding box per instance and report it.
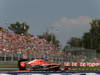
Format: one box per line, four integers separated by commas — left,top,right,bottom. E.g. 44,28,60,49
64,62,100,67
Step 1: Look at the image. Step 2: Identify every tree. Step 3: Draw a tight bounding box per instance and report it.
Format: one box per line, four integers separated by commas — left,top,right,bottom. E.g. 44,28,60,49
8,21,29,35
82,32,92,49
82,19,100,52
63,37,82,51
38,32,60,48
67,37,82,48
63,19,100,52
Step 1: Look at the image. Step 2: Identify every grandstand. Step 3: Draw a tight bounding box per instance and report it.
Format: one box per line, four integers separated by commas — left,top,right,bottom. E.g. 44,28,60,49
0,27,99,63
0,27,63,62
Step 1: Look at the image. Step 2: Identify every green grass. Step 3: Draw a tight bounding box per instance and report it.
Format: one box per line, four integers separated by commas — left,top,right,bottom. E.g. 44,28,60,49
0,61,17,68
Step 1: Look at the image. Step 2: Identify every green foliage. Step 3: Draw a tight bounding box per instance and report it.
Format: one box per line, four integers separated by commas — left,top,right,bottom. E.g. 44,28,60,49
8,21,29,35
67,37,82,48
38,32,60,48
82,32,92,49
64,19,100,52
63,37,82,51
82,19,100,52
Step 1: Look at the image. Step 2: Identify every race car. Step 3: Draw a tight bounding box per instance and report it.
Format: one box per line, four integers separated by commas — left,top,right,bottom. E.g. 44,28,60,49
27,59,61,71
16,59,61,72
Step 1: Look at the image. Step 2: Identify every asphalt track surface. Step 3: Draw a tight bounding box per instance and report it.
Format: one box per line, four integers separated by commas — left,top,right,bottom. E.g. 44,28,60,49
0,68,100,75
0,71,99,75
0,69,99,75
0,68,100,73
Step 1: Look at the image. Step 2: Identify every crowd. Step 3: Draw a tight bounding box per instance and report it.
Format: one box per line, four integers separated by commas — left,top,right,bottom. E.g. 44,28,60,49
0,27,99,63
0,27,63,61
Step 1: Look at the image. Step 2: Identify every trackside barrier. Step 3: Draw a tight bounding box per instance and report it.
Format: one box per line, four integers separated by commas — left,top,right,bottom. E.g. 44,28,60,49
64,62,100,67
